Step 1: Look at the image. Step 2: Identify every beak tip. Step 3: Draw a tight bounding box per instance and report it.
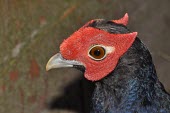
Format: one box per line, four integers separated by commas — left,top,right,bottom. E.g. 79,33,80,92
46,62,51,71
46,67,49,71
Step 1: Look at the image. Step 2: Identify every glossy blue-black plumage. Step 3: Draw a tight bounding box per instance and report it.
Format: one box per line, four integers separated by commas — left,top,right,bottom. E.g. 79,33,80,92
86,20,170,113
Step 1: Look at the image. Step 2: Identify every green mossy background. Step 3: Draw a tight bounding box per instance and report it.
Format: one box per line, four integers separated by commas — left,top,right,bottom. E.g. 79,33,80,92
0,0,170,113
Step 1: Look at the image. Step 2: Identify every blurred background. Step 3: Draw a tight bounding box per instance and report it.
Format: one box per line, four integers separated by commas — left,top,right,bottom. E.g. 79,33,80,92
0,0,170,113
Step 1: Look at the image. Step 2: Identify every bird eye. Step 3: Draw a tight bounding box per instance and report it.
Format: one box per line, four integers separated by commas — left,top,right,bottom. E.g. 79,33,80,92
89,45,106,60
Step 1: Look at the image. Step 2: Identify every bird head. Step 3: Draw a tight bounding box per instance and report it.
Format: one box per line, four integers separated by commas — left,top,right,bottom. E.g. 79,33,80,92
46,13,138,81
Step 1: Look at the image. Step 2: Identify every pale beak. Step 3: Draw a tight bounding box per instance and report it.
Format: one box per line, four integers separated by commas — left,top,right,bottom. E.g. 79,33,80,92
46,53,83,71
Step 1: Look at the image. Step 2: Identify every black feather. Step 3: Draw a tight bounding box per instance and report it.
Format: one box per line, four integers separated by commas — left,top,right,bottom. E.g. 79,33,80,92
84,20,170,113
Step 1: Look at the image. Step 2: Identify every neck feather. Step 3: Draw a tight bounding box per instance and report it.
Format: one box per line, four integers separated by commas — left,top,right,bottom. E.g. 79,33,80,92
91,38,158,112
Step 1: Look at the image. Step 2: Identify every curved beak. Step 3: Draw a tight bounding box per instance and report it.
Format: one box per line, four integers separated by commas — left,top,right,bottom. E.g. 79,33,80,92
46,53,83,71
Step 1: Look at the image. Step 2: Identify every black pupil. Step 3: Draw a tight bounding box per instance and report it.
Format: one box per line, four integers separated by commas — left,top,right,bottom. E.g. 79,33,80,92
94,49,101,56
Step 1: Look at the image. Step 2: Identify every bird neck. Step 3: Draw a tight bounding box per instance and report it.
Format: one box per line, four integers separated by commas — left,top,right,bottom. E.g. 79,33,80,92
92,64,157,112
91,38,159,112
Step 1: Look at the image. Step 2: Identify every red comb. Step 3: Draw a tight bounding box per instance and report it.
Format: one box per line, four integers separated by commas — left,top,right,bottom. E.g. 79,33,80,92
112,13,129,26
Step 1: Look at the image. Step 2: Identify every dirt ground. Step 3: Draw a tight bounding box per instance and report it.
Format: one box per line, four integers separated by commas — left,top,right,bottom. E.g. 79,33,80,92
0,0,170,113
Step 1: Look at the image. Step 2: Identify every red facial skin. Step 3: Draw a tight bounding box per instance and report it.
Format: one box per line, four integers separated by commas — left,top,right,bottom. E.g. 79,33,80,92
112,13,129,26
60,26,137,81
